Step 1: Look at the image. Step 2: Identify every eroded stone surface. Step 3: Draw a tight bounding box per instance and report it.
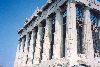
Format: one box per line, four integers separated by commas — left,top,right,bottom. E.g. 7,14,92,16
14,0,100,67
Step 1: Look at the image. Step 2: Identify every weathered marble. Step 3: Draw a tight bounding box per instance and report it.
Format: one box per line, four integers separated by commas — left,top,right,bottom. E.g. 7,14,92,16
33,23,44,64
65,1,78,66
42,17,52,61
14,0,100,67
53,9,63,59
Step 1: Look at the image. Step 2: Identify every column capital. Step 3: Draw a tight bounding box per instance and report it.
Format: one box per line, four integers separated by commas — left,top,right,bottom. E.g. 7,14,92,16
21,36,25,42
26,32,30,39
32,28,36,32
55,8,63,13
47,12,56,18
47,16,52,21
18,38,22,41
38,23,43,27
68,0,75,3
84,6,90,11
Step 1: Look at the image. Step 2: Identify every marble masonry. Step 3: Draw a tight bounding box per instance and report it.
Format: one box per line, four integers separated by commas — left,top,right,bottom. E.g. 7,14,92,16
14,0,100,67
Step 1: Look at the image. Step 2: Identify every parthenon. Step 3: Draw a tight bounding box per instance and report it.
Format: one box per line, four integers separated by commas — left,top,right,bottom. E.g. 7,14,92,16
14,0,100,67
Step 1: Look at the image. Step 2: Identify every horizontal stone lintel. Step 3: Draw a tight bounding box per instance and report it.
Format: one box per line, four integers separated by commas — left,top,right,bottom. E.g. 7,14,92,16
18,0,100,35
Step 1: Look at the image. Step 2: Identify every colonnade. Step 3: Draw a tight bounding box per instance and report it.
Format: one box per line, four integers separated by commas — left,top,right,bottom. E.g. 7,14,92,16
14,1,100,67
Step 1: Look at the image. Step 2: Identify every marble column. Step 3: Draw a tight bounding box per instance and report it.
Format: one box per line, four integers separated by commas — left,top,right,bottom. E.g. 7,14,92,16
98,16,100,26
53,9,63,59
20,37,25,53
83,7,94,63
98,27,100,52
98,17,100,51
28,29,36,65
20,36,26,66
98,17,100,39
33,23,44,64
14,39,21,67
65,1,78,66
42,17,52,61
22,33,29,66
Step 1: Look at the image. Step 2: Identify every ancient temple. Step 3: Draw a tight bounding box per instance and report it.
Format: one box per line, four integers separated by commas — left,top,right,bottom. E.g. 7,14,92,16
14,0,100,67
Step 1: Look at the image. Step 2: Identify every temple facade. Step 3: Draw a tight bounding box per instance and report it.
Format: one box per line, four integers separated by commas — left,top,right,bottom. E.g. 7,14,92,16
14,0,100,67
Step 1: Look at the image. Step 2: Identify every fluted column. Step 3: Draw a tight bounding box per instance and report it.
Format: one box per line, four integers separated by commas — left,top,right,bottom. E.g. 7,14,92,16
33,23,44,64
53,9,63,59
83,7,94,63
14,39,21,67
28,29,36,65
98,17,100,46
22,33,29,66
65,1,78,66
98,17,100,27
19,36,26,66
20,37,25,53
42,17,52,61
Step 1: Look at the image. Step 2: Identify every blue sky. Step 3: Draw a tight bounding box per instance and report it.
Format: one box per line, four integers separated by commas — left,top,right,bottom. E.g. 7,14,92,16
0,0,47,67
0,0,100,67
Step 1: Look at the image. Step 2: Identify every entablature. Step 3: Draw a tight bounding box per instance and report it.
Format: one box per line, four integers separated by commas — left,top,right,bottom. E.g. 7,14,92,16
18,0,100,35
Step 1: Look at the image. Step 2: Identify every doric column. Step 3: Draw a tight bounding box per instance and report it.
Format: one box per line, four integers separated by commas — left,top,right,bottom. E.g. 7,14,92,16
42,17,52,61
65,1,78,66
83,7,94,62
27,29,36,65
24,33,30,53
53,8,63,59
99,29,100,41
33,23,44,64
19,36,26,66
98,17,100,27
20,37,25,53
97,17,100,53
98,17,100,44
14,39,21,67
22,33,29,66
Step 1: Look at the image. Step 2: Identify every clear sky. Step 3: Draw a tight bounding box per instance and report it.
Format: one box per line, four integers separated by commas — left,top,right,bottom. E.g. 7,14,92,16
0,0,100,67
0,0,47,67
